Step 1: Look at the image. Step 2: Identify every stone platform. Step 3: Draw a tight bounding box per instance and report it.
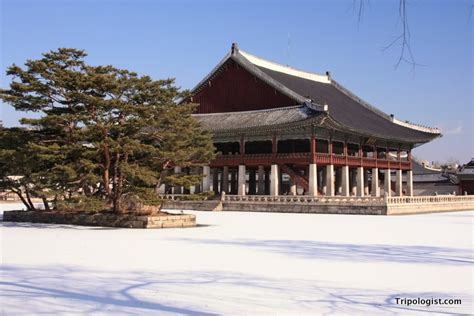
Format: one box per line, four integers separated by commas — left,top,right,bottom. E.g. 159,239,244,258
163,195,474,215
2,211,196,228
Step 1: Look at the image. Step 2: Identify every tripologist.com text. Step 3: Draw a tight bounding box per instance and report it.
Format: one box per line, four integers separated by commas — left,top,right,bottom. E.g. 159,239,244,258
395,297,462,307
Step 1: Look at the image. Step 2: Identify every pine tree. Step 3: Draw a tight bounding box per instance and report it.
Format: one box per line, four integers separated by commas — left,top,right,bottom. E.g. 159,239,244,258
0,48,214,213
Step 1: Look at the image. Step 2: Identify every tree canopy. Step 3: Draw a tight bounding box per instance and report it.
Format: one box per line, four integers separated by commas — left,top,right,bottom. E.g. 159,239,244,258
0,48,215,213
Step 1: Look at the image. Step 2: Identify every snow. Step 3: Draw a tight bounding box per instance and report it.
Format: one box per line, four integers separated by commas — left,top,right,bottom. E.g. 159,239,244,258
1,204,473,315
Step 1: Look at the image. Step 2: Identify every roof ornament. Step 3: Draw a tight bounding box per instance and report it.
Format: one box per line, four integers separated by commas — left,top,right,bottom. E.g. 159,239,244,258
326,71,331,81
304,100,328,113
231,42,238,55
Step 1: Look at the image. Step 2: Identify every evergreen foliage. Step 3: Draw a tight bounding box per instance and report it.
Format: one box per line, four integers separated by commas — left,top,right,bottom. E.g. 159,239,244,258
0,48,214,213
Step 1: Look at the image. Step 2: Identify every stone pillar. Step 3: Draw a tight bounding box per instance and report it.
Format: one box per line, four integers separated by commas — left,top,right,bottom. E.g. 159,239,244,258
157,184,166,194
270,164,279,196
407,170,413,197
212,168,219,194
249,169,256,195
341,165,350,197
364,169,370,195
173,166,182,194
264,168,270,195
384,169,391,197
371,168,380,197
326,164,335,196
395,169,403,196
202,166,211,192
321,168,327,195
230,170,237,194
238,165,246,196
222,166,229,194
308,163,318,196
257,166,265,195
290,182,297,195
350,169,357,196
335,168,342,195
356,166,364,197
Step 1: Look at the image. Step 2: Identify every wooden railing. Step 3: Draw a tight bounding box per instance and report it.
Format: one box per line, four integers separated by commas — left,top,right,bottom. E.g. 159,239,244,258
211,152,411,169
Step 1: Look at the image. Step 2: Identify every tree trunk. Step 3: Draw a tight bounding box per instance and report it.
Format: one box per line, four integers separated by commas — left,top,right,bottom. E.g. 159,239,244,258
102,137,112,197
41,196,51,211
24,187,36,211
12,188,31,211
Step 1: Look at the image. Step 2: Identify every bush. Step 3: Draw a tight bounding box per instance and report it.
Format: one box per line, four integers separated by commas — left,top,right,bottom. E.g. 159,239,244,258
55,197,109,213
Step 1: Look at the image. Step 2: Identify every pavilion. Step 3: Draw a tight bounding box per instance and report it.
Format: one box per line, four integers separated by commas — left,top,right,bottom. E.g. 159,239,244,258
175,43,441,197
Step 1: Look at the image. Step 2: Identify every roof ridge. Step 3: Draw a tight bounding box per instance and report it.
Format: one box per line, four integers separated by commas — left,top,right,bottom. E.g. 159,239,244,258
238,49,331,84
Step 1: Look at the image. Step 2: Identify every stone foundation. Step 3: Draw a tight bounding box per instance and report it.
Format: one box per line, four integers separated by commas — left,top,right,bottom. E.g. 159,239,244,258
2,211,196,228
163,195,474,215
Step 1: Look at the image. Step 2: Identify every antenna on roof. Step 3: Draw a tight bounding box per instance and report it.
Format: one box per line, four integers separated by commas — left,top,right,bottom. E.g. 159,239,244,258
287,32,291,66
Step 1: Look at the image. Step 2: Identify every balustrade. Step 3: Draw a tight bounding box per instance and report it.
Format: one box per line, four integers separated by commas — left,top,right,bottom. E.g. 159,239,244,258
210,151,412,171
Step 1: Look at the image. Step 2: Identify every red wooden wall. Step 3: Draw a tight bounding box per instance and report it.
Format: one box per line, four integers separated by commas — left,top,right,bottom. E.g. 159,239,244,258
193,59,297,113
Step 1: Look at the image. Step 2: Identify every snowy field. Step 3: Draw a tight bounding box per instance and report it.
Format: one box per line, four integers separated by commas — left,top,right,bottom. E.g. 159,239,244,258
1,204,473,315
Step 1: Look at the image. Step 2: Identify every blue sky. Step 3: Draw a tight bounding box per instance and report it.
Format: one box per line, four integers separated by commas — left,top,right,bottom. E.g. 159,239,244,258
1,0,472,163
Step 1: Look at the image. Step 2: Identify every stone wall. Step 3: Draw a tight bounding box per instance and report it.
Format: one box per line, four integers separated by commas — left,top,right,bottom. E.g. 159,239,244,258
222,201,387,215
161,195,474,216
2,211,196,228
163,200,222,211
386,201,474,215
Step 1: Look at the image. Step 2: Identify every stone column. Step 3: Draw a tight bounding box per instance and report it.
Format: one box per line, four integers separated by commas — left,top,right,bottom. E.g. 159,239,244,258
341,165,350,197
321,168,327,195
222,166,229,194
264,168,270,195
202,166,211,192
238,165,246,196
395,169,403,196
371,168,380,197
173,166,182,194
364,169,370,195
308,163,318,196
407,170,413,197
212,168,219,194
249,169,256,195
230,170,237,194
326,164,335,196
257,166,265,195
270,164,279,196
335,168,342,195
157,184,166,194
356,166,364,197
350,169,357,196
384,169,391,197
290,181,297,195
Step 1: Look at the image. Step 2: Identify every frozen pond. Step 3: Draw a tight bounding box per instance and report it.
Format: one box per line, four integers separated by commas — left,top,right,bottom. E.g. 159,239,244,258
1,204,473,315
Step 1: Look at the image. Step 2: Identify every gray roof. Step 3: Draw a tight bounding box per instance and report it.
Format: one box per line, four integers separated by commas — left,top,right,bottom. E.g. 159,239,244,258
190,43,441,144
256,66,439,143
193,104,323,132
411,160,442,175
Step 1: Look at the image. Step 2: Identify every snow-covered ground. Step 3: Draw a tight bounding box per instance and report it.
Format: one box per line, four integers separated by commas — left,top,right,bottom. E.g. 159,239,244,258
1,204,473,315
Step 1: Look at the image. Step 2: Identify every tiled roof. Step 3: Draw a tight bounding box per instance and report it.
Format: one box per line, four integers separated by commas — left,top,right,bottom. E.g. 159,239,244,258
193,105,322,132
190,43,441,144
257,66,439,143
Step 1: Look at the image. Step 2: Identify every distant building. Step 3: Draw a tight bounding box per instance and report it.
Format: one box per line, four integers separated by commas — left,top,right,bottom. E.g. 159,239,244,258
411,159,458,195
457,159,474,195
